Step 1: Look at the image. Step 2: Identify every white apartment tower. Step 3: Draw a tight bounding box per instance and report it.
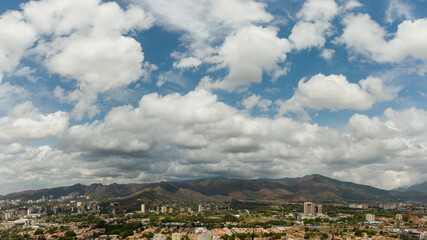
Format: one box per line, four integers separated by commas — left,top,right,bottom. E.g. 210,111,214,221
366,214,375,222
161,206,167,214
141,204,145,213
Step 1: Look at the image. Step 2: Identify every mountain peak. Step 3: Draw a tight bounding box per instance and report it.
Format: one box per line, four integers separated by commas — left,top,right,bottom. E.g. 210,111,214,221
299,174,331,182
394,180,427,193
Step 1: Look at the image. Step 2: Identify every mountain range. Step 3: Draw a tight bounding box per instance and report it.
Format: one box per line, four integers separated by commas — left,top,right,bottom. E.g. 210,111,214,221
394,180,427,193
1,175,426,209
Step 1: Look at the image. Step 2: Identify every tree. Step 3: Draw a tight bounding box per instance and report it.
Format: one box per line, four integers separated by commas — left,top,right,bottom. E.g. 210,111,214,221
65,230,76,237
47,227,58,234
95,219,106,228
320,233,328,240
181,235,190,240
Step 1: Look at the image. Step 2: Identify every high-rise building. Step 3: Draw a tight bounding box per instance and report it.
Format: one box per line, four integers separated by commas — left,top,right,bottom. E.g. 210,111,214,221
4,211,13,220
198,204,203,213
396,214,402,222
366,214,375,222
304,202,312,215
304,202,318,216
317,204,322,215
46,204,54,215
161,206,167,214
169,207,173,214
304,202,323,216
141,204,145,213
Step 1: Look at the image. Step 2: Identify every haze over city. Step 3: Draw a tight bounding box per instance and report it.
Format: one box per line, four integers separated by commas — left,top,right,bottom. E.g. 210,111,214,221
0,0,426,195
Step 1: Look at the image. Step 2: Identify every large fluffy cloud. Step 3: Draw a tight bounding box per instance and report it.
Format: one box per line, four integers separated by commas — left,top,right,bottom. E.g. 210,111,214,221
0,0,426,195
0,102,68,142
347,114,396,140
134,0,291,91
0,89,425,193
0,0,154,119
276,74,399,120
204,26,290,91
0,144,94,195
135,0,273,65
339,13,427,63
44,91,425,190
385,107,427,136
289,0,338,50
0,10,37,81
56,90,343,183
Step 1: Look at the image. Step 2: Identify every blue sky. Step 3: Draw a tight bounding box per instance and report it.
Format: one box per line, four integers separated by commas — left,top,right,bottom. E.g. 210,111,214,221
0,0,426,195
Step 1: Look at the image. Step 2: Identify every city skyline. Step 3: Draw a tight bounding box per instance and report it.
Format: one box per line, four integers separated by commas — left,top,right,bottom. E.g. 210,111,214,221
0,0,426,195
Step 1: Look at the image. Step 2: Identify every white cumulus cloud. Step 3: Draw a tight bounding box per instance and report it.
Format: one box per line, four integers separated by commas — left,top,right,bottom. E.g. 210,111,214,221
276,74,399,119
0,102,69,143
339,13,427,63
385,107,427,136
205,26,290,91
1,0,154,120
0,89,425,193
289,0,338,50
0,10,37,81
135,0,273,63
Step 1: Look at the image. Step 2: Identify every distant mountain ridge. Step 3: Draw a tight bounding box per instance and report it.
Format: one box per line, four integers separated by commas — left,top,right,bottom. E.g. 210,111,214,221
394,180,427,193
2,182,150,200
2,175,427,208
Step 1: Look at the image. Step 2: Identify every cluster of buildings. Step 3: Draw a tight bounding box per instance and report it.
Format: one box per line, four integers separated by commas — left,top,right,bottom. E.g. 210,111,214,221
3,219,427,240
1,201,101,221
83,226,427,240
402,229,427,240
349,203,405,211
408,216,427,225
113,226,291,240
288,202,324,221
139,203,204,215
364,213,427,226
2,196,427,239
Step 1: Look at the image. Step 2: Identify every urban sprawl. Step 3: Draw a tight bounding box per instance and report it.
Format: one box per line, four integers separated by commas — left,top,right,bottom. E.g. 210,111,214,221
1,194,426,240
